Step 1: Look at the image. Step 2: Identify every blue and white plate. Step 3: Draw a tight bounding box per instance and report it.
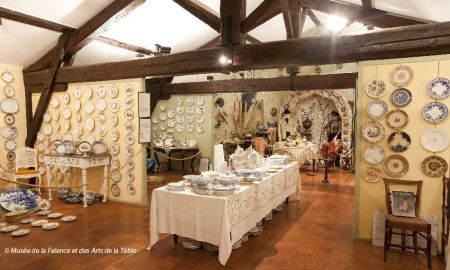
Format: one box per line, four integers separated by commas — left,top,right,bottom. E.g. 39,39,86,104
422,102,448,123
0,189,40,212
427,77,450,100
366,100,388,119
391,88,412,107
387,131,411,152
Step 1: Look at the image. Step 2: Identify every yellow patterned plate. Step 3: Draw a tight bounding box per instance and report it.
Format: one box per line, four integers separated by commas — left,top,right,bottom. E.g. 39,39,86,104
384,155,409,177
363,167,383,183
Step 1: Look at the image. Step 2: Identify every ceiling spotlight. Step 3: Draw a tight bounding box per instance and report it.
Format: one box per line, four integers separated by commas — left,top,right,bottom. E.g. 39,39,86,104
219,55,228,64
326,15,347,33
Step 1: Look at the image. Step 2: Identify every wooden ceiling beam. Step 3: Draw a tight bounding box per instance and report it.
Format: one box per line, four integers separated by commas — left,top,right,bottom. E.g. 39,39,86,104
241,0,281,33
220,0,246,46
154,73,357,94
95,36,153,55
173,0,221,32
245,34,262,44
307,9,321,25
23,21,450,85
298,0,429,28
0,7,75,32
280,0,294,39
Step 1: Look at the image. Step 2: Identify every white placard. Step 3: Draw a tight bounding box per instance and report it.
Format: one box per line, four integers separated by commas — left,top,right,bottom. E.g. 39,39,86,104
139,118,151,143
138,92,151,118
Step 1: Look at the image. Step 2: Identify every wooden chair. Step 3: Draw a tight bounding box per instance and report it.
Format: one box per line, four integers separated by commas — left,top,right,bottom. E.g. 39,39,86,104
13,147,41,194
383,178,431,269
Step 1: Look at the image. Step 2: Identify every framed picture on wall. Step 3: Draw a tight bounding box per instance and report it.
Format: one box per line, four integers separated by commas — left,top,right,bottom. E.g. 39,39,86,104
391,191,416,218
138,92,151,118
139,118,151,143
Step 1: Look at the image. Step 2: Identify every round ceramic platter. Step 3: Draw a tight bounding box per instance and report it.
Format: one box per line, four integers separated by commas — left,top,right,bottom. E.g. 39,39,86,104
108,102,120,113
177,97,183,106
126,145,133,157
92,141,107,155
31,220,48,227
110,114,118,126
387,131,411,152
84,101,95,114
111,170,121,182
111,183,120,197
84,116,95,132
0,98,19,114
62,107,71,119
421,128,449,152
126,159,134,170
363,167,383,183
96,99,107,111
4,85,15,98
110,142,120,155
1,225,18,233
73,88,82,99
126,134,135,145
362,121,385,143
125,84,134,96
78,141,91,153
159,103,166,112
0,126,18,139
384,155,409,177
97,86,106,98
176,124,184,133
51,97,59,108
110,127,119,141
61,215,77,222
127,183,136,195
125,96,134,108
5,140,17,151
1,71,14,83
363,145,385,165
42,222,60,230
177,106,184,115
167,110,175,119
187,97,194,106
124,109,134,120
196,124,205,133
62,92,70,105
47,212,62,219
391,88,412,107
390,65,414,87
386,109,408,129
427,77,450,100
197,97,204,105
422,102,448,123
421,156,448,177
96,113,107,124
127,171,134,182
108,86,119,98
111,157,120,170
125,122,135,132
366,100,388,119
84,87,93,99
5,114,15,125
11,228,30,237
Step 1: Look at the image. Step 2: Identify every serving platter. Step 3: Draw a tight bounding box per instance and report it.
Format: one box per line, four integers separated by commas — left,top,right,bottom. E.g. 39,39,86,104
390,65,414,87
421,156,448,177
0,189,39,211
363,145,385,165
384,155,409,177
4,85,15,98
421,128,449,152
387,131,411,152
1,70,14,83
362,121,386,143
427,77,450,100
363,167,383,183
391,88,412,107
0,98,19,114
422,102,448,123
386,109,408,129
92,141,107,155
366,100,388,119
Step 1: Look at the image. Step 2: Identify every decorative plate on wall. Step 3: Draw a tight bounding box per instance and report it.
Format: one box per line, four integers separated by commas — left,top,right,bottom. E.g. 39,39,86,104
177,106,184,115
96,112,107,124
187,97,194,106
5,140,17,151
186,106,194,115
4,85,15,98
127,183,136,195
366,79,387,98
196,106,204,115
111,184,120,197
125,145,134,157
126,134,135,145
362,121,385,143
127,171,134,182
391,88,412,107
53,122,60,132
43,112,52,123
1,70,14,83
384,155,409,177
124,109,134,120
111,170,122,182
86,134,95,144
176,115,184,124
160,122,166,131
0,98,19,114
186,124,194,133
196,97,205,105
73,87,82,99
97,86,106,98
110,128,119,141
126,159,135,170
62,107,72,119
84,101,95,114
366,100,388,119
43,123,53,135
53,111,60,121
62,92,70,105
196,115,205,124
96,99,107,112
84,87,93,99
159,112,166,121
125,122,135,133
196,124,205,133
159,103,166,112
108,86,119,98
176,124,184,133
167,110,175,119
421,156,448,177
37,143,45,153
0,126,18,139
96,125,107,137
422,102,448,123
84,116,95,132
110,114,118,126
386,109,408,130
108,101,120,113
387,131,411,152
110,142,120,155
390,65,414,87
363,167,383,183
125,84,134,96
7,151,15,161
111,157,120,170
427,77,450,100
73,100,81,112
186,115,193,123
363,145,385,165
421,128,449,152
167,119,175,128
63,120,71,130
5,114,15,125
176,97,183,106
125,97,134,108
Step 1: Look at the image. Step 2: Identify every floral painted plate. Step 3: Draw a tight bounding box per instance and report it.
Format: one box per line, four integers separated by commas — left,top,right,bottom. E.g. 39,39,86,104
387,131,411,152
427,77,450,100
386,109,408,129
362,121,385,143
0,189,40,211
366,100,388,119
363,145,385,165
365,79,386,98
421,156,448,177
384,155,409,177
422,102,448,123
391,88,412,107
390,65,414,87
363,167,383,183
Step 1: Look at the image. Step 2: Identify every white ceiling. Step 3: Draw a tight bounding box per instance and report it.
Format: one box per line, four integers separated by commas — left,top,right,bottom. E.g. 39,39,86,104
0,0,448,67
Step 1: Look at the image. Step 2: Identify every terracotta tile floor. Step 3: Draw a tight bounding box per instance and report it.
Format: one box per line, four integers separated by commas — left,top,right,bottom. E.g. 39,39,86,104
0,168,445,269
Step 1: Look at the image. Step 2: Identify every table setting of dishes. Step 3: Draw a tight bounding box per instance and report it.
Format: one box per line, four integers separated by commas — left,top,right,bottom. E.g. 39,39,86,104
150,148,300,265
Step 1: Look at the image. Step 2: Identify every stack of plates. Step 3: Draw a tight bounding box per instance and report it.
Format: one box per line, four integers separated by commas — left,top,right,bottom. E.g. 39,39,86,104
212,185,237,195
192,186,213,195
166,182,185,191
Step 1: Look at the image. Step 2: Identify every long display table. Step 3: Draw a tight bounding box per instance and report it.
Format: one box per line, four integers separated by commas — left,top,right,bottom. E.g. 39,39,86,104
149,162,300,265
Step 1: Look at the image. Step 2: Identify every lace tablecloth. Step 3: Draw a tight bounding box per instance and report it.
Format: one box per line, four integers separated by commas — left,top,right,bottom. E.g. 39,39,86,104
149,162,300,265
272,145,318,165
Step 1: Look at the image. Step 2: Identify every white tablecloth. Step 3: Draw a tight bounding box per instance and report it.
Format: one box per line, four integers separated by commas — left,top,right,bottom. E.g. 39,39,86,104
149,162,300,265
272,145,317,165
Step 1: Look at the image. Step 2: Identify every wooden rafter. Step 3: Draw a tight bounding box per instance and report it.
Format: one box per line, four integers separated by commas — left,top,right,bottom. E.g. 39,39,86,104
0,7,75,32
22,21,450,85
280,0,294,39
241,0,281,33
173,0,220,32
95,36,153,55
23,0,146,73
25,33,70,147
298,0,430,28
220,0,246,46
245,35,261,44
151,73,357,94
307,9,321,25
